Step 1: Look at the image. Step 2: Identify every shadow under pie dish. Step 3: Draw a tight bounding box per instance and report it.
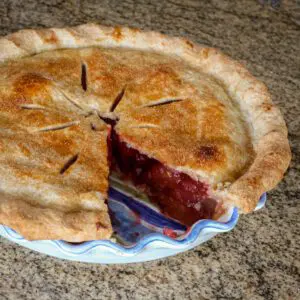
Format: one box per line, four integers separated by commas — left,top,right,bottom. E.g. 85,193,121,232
0,24,291,249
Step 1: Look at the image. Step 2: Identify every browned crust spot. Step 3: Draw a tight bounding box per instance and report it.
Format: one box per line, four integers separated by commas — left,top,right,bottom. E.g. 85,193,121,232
112,26,123,41
38,30,58,44
13,73,50,96
198,145,220,161
260,102,273,112
185,40,194,48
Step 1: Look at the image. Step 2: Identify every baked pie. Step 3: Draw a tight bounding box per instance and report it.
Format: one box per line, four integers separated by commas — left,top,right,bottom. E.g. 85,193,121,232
0,24,291,242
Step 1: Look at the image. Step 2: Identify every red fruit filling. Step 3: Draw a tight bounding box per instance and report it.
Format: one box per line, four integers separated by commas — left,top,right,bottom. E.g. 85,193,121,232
109,130,218,226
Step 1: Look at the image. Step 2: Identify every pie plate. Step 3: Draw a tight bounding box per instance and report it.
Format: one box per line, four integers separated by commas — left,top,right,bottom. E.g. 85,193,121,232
0,178,267,264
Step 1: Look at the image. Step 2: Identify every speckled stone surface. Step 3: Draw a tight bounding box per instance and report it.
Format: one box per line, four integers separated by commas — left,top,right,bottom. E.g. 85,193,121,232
0,1,299,299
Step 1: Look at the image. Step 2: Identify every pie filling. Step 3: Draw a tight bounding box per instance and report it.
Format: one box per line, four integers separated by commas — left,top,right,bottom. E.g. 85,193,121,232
109,129,219,226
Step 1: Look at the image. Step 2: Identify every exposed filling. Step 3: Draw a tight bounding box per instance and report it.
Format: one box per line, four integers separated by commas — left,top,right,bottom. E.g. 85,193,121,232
109,130,219,226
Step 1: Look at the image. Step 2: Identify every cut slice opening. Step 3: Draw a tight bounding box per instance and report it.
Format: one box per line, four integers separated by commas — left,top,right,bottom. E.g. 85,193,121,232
108,129,221,226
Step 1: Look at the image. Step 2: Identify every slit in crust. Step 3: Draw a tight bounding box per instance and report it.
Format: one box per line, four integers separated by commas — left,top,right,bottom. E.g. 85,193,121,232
32,121,80,132
128,124,159,129
21,104,46,110
60,153,79,174
110,88,126,112
142,98,184,108
59,89,85,111
81,63,88,91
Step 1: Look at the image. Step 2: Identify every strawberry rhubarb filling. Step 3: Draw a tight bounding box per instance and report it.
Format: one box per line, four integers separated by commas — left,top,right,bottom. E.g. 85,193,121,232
109,130,219,226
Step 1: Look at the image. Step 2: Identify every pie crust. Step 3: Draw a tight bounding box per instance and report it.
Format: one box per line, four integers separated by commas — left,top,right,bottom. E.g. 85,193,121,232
0,24,291,241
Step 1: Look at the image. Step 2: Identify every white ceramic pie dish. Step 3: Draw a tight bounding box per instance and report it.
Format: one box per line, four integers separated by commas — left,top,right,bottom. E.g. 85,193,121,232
0,179,266,264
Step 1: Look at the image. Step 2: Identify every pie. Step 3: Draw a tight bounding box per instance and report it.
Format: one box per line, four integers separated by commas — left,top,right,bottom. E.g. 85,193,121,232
0,24,291,242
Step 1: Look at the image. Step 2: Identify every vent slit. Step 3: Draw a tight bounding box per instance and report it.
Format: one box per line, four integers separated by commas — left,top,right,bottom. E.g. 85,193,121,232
110,88,126,112
143,98,184,108
21,104,46,110
60,154,79,174
129,124,159,129
81,63,88,91
59,89,84,111
33,121,79,132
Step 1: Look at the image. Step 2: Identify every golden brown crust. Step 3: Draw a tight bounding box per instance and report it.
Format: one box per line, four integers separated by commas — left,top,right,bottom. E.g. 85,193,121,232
0,24,291,241
0,56,112,240
0,196,112,242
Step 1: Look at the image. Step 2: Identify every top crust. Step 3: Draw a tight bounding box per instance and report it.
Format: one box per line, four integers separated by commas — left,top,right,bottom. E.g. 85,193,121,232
0,24,291,240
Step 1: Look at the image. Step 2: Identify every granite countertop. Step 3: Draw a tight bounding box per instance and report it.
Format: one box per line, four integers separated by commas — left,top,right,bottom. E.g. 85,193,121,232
0,1,299,299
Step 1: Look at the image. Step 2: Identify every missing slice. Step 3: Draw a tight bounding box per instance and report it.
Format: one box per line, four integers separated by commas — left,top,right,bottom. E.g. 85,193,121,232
109,130,223,226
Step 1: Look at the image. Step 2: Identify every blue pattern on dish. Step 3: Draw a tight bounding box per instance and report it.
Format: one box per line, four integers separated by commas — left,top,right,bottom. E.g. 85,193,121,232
108,188,187,244
109,188,186,231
